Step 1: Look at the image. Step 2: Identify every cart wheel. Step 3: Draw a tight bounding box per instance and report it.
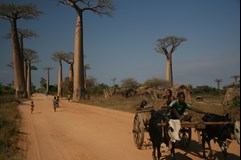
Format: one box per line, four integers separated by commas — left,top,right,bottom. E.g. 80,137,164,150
179,127,192,148
132,113,145,149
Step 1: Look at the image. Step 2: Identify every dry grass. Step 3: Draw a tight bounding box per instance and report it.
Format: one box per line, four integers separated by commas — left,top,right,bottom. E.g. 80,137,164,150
0,95,23,160
79,94,240,121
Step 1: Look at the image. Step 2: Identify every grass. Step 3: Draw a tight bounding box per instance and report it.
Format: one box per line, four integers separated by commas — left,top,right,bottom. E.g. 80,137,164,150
0,95,23,160
78,94,240,121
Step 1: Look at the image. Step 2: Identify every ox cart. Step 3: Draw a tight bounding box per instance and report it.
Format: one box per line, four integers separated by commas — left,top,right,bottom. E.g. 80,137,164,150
132,107,234,149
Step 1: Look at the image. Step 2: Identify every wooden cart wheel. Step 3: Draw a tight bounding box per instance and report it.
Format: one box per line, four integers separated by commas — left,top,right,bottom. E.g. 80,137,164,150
179,127,192,148
132,113,145,149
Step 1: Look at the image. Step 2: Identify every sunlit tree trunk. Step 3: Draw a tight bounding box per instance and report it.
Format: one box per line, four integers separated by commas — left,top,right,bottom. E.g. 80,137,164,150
58,61,63,96
27,62,31,98
69,63,73,81
10,19,26,98
73,12,85,101
166,54,173,86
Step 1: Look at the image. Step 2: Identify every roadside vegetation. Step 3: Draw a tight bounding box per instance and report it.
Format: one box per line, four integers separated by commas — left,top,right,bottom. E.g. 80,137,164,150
0,96,22,160
0,85,23,160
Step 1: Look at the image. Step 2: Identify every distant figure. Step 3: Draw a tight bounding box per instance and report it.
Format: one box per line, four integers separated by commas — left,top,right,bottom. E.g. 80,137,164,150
67,94,71,102
52,97,58,112
57,96,60,107
30,101,34,114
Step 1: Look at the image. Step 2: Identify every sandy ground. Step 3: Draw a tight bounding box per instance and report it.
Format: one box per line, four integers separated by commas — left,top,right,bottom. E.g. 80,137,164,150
18,93,240,160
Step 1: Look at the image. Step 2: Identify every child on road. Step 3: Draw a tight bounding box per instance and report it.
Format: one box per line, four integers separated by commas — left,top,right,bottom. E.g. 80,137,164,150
30,101,34,114
52,97,58,112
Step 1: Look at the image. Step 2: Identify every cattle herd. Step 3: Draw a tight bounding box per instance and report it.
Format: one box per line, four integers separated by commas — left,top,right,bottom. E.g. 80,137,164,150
147,111,240,160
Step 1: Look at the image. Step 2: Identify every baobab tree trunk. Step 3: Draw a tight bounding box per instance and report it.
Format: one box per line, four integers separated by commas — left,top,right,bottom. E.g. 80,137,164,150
166,55,173,86
24,60,28,85
73,12,85,101
27,62,31,98
58,61,62,96
10,19,26,98
69,63,73,81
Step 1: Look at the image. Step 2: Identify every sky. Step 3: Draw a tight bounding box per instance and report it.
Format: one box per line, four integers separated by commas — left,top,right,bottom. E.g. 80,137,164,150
0,0,240,88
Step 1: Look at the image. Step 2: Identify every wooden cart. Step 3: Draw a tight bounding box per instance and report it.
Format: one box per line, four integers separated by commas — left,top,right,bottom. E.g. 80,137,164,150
132,107,234,149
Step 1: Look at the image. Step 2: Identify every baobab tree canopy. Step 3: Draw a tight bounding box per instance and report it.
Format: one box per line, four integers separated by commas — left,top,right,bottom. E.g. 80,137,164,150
155,36,187,86
155,36,187,55
0,3,42,20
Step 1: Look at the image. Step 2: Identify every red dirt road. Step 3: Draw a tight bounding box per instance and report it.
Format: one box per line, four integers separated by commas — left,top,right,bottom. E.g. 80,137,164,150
18,94,240,160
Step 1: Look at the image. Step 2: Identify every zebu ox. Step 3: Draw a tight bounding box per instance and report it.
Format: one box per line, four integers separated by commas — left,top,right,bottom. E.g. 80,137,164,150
234,121,240,144
148,111,181,160
201,113,239,160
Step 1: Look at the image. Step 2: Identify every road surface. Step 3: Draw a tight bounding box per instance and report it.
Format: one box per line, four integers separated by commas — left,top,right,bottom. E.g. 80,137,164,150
18,94,240,160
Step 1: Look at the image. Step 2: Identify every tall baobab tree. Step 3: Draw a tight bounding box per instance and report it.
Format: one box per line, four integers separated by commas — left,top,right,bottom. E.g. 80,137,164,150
230,75,240,86
63,52,74,81
5,28,38,84
0,3,42,98
52,51,69,97
58,0,115,100
43,67,54,94
155,36,187,86
18,29,38,83
215,79,222,90
23,48,39,98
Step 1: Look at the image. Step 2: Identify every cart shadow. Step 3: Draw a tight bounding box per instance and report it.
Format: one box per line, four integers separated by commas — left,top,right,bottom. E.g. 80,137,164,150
162,140,240,160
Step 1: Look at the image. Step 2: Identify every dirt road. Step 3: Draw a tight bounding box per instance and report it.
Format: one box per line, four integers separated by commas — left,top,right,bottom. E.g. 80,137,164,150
19,94,240,160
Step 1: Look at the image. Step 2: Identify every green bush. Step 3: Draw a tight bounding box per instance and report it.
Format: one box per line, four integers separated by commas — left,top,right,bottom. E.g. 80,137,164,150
230,95,240,107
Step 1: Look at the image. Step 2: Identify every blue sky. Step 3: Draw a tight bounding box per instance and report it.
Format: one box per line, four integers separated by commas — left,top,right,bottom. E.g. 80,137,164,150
0,0,240,88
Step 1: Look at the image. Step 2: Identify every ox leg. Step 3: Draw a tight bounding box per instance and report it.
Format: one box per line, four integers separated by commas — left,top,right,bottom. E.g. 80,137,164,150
217,140,228,160
206,139,214,158
152,142,161,160
202,134,208,159
170,142,176,160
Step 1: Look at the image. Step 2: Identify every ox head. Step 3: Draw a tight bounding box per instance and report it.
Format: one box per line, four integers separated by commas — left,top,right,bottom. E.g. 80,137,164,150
234,121,240,144
167,119,181,142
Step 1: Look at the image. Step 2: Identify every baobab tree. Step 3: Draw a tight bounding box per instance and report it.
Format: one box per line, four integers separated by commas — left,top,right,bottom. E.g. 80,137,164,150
5,28,38,84
24,48,39,98
58,0,115,100
215,79,222,90
43,67,54,94
52,51,69,97
155,36,187,86
0,3,42,98
18,29,38,83
62,52,74,81
230,75,240,86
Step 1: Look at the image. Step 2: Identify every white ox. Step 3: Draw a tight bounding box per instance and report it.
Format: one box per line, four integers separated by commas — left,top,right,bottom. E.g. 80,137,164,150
234,121,240,144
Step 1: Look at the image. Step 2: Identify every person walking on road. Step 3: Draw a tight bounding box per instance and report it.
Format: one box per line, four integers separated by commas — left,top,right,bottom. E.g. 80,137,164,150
52,97,58,112
30,101,34,114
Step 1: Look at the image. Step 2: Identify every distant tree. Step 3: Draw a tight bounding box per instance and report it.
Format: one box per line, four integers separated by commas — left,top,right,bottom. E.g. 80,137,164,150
121,78,139,89
43,67,54,94
155,36,187,86
23,48,39,98
5,28,38,83
62,52,74,81
52,51,69,97
58,0,115,100
215,79,222,90
0,3,42,98
230,75,240,86
39,77,47,92
144,77,171,89
62,77,73,96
